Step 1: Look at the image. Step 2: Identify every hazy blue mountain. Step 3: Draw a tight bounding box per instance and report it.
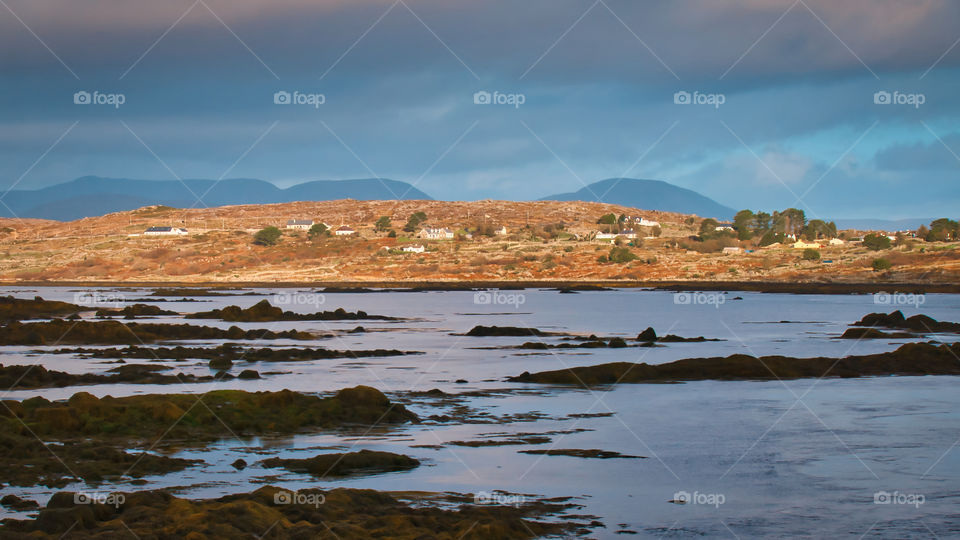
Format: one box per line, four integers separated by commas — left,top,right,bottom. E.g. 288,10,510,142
832,218,932,231
540,178,735,219
0,176,432,220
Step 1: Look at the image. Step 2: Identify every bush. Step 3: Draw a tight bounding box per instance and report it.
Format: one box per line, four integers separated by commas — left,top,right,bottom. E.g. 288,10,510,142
801,248,820,261
862,233,891,251
307,223,328,239
253,226,282,246
872,258,892,271
608,246,637,264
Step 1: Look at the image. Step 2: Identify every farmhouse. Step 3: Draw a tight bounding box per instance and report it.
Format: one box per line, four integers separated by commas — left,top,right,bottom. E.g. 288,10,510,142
402,245,425,253
144,226,187,236
495,225,508,236
792,240,821,249
828,238,845,246
722,246,742,254
419,227,454,240
334,226,356,236
286,219,313,230
715,222,735,232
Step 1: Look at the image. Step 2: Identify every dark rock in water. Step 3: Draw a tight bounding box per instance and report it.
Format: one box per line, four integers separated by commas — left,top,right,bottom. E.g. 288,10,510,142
187,299,400,322
455,379,468,384
853,310,960,333
237,370,260,379
637,327,657,342
0,295,82,322
519,449,644,459
839,328,913,339
0,319,311,345
608,337,628,348
349,326,366,333
0,485,580,538
261,450,419,477
508,342,960,386
1,494,40,511
209,357,233,371
465,325,547,337
95,304,177,318
231,459,247,470
732,296,743,300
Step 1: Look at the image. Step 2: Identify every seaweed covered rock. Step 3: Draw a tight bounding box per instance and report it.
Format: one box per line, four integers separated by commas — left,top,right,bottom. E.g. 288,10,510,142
508,342,960,386
186,300,400,322
0,295,82,322
261,450,419,477
52,344,420,362
853,310,960,333
7,386,418,441
465,325,547,337
0,485,582,538
0,320,311,345
95,304,177,318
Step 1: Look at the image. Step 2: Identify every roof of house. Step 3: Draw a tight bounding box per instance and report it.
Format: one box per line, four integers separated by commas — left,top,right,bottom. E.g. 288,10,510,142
287,219,313,225
146,226,173,232
336,225,355,231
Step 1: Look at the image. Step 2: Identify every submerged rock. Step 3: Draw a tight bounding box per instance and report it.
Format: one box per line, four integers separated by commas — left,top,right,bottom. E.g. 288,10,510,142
261,450,419,477
187,299,400,322
853,310,960,333
465,325,548,337
508,342,960,386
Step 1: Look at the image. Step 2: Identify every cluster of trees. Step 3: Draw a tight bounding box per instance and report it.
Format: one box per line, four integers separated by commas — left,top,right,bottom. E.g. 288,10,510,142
727,208,837,245
403,211,427,233
917,218,958,242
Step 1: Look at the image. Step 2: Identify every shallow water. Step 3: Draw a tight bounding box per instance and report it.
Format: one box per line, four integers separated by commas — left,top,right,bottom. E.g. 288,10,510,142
1,287,958,538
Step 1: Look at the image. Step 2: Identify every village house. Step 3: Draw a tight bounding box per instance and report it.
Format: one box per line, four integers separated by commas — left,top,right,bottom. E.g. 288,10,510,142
402,245,425,253
619,229,638,239
715,222,735,232
595,232,618,241
792,240,821,249
722,246,742,254
419,227,454,240
637,217,660,227
144,226,188,236
285,219,313,230
494,225,508,236
828,238,845,246
334,225,356,236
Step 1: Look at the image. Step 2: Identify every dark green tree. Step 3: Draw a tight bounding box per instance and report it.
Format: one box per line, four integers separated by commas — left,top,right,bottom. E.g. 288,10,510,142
253,226,282,246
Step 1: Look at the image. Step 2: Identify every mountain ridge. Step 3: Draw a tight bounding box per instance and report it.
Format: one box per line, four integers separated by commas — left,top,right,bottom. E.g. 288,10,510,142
539,178,735,219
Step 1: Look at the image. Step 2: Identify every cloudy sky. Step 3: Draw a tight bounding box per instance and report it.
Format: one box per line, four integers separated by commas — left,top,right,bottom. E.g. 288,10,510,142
1,0,958,219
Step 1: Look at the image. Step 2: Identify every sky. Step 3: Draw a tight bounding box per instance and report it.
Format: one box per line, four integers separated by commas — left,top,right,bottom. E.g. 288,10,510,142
1,0,958,219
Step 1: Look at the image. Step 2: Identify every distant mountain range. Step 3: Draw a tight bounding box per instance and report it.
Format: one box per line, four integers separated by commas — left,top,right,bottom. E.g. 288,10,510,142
540,178,735,219
831,218,932,231
0,176,432,221
0,176,739,221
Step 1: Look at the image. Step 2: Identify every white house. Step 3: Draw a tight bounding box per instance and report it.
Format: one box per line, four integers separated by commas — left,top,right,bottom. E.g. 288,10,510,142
286,219,313,230
144,226,187,236
715,222,735,232
419,227,454,240
722,246,742,254
638,218,660,227
334,226,356,236
494,225,508,236
402,245,425,253
828,238,845,246
619,229,638,239
596,232,618,241
793,240,821,249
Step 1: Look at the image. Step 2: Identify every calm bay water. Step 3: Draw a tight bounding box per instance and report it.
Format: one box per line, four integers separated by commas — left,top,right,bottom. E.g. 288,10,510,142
2,287,958,538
